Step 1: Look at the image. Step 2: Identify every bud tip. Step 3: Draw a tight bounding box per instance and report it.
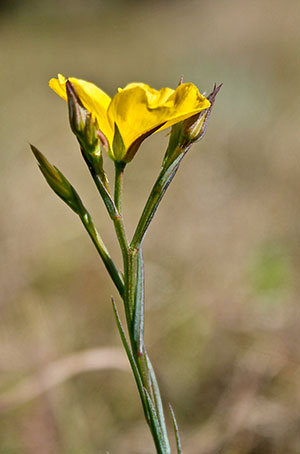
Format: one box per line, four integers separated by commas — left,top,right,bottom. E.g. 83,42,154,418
207,83,223,105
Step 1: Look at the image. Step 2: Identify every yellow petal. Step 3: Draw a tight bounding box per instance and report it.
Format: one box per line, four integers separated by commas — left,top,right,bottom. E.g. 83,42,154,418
49,74,114,144
122,82,175,107
108,82,210,151
158,83,210,131
49,74,68,100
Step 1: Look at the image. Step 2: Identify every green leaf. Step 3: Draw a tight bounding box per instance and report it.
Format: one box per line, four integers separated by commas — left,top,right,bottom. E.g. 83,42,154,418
147,356,171,453
169,404,182,454
133,249,145,355
111,298,149,421
144,388,167,454
131,151,186,249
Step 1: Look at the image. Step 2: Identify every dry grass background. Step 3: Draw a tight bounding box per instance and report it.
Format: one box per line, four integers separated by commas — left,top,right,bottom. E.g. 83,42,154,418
1,0,300,452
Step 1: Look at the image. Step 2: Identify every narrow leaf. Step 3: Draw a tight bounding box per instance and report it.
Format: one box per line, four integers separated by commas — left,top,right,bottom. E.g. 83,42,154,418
144,388,167,454
147,355,171,452
131,151,186,249
133,248,145,355
169,403,182,454
111,298,149,421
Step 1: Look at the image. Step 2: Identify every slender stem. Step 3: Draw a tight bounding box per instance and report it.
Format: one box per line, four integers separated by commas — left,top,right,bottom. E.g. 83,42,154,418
113,162,128,257
112,162,171,453
122,245,171,453
113,161,136,337
125,248,138,325
79,210,124,297
81,149,120,221
114,161,126,214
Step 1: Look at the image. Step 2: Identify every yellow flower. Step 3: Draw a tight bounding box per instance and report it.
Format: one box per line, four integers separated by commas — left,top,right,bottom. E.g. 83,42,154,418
49,74,210,162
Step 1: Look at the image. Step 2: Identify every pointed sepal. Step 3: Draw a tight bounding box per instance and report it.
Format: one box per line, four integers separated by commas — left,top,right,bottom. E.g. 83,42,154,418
112,123,126,162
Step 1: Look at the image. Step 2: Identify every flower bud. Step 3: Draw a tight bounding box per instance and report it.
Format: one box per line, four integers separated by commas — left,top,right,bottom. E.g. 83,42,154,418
31,144,83,214
66,81,109,189
162,83,222,169
181,83,222,145
66,80,87,136
66,80,109,153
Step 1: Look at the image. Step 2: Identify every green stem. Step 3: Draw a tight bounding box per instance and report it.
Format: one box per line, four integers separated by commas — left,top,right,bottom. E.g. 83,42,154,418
114,161,126,214
123,247,171,452
81,149,120,221
113,163,127,250
113,161,171,453
79,209,124,297
113,162,131,325
123,255,171,452
113,162,129,267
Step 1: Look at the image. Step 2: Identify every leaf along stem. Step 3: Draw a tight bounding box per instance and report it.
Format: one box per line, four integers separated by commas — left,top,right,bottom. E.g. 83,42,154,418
169,404,182,454
111,298,150,423
131,149,188,250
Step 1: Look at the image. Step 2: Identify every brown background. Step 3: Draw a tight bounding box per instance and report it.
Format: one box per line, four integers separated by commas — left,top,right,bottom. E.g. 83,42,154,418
1,0,300,452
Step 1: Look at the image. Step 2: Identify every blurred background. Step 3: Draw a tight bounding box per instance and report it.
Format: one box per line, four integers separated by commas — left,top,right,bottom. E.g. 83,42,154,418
1,0,300,452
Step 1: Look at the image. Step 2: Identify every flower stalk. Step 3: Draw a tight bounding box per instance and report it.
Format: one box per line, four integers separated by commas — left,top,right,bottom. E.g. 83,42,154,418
32,75,220,453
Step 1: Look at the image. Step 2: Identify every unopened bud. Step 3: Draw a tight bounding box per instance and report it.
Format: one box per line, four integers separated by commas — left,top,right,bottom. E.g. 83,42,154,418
162,83,222,169
66,80,87,136
66,81,109,189
84,112,100,150
182,83,222,145
66,80,108,153
31,144,82,214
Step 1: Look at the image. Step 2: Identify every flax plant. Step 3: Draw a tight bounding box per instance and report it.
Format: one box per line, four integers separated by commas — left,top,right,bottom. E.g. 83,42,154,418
31,74,221,453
